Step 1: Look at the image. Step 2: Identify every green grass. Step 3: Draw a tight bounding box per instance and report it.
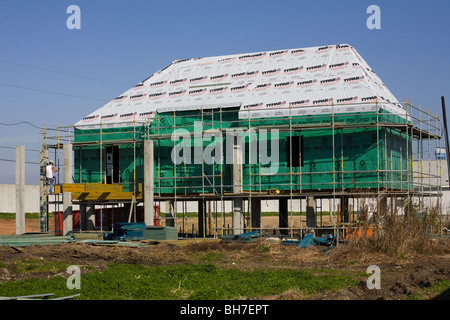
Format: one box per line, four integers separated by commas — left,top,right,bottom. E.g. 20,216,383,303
408,280,450,300
0,212,51,220
12,259,70,274
0,262,358,300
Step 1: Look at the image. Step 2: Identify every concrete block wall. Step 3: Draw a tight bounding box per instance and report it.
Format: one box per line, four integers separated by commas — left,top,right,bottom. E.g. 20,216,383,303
0,184,39,213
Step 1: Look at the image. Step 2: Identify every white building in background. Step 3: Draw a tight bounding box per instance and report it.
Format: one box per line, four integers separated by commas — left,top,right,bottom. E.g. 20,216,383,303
414,156,450,216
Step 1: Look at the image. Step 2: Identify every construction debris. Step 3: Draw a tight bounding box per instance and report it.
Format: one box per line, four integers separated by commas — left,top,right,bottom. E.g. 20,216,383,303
281,233,336,248
78,239,146,247
0,293,80,300
104,222,147,241
104,223,178,241
0,234,76,247
220,231,267,243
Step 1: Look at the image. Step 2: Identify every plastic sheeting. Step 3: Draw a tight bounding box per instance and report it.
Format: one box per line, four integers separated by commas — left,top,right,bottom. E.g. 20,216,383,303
75,44,405,129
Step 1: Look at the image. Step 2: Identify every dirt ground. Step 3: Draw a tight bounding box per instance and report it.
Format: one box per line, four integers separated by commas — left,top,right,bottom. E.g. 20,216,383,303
0,215,334,236
0,218,449,300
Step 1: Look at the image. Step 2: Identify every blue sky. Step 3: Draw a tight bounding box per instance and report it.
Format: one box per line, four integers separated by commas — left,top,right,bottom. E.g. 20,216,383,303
0,0,449,185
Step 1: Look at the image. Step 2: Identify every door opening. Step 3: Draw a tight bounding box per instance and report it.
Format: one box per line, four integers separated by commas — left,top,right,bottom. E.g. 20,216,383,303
105,146,120,184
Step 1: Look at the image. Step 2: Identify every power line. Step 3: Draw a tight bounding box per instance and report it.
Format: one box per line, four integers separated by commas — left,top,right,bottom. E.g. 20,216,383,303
0,59,133,87
0,121,43,130
0,146,40,152
0,82,109,102
0,158,39,165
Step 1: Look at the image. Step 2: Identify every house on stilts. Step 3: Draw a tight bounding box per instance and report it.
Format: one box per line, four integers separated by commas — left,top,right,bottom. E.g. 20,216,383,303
39,44,442,239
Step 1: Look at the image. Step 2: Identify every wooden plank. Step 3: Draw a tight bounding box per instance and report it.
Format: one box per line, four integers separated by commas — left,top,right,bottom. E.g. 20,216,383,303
59,183,144,201
84,183,123,192
61,183,85,192
72,191,143,201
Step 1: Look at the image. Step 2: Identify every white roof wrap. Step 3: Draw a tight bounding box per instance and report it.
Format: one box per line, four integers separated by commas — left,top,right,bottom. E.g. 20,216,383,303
75,44,405,129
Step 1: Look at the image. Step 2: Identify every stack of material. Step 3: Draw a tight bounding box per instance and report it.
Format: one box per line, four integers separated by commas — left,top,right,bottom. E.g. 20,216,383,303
104,222,147,241
78,239,147,247
143,226,178,241
220,231,267,243
104,224,178,241
0,234,76,247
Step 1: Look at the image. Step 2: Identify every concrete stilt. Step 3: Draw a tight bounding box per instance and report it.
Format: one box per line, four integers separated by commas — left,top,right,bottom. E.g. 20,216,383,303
15,146,25,235
80,204,96,230
124,202,132,221
250,197,261,230
306,196,316,227
144,140,155,227
279,198,288,235
165,200,175,227
63,143,73,236
198,199,205,237
232,199,244,234
341,196,349,223
80,204,86,230
232,135,244,234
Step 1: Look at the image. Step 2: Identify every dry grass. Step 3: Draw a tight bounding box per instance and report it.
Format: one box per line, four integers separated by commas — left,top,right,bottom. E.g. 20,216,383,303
337,201,450,259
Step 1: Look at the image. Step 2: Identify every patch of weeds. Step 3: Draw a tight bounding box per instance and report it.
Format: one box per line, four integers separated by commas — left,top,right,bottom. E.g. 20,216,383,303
0,212,41,220
252,244,271,253
430,280,450,299
0,276,73,299
409,280,450,300
0,262,359,300
12,259,69,274
202,251,227,262
0,213,15,220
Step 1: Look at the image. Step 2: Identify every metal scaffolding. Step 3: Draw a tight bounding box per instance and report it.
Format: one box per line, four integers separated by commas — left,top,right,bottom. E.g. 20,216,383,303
39,100,443,240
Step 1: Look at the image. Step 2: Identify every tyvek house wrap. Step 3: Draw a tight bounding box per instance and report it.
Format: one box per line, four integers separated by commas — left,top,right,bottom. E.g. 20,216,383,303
74,44,405,129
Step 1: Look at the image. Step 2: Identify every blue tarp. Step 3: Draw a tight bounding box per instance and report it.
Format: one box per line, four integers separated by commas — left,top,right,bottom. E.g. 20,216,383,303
297,233,314,248
281,233,336,248
312,234,335,247
220,231,266,243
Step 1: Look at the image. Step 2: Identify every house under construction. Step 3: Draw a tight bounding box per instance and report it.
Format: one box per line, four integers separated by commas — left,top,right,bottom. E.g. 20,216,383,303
39,44,443,239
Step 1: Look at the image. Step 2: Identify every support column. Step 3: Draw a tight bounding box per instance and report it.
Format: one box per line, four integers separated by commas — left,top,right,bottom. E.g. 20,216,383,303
144,140,155,227
63,143,73,236
165,200,175,227
378,195,387,218
80,204,95,230
232,135,244,234
341,196,349,223
306,196,316,228
250,197,261,230
15,146,25,235
124,202,132,221
198,199,205,237
279,198,288,235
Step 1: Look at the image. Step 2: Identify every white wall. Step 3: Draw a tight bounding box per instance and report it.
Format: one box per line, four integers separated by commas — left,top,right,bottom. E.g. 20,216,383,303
0,184,39,213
